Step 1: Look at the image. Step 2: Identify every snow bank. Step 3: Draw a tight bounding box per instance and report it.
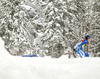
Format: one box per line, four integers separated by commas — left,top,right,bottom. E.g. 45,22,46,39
0,38,100,79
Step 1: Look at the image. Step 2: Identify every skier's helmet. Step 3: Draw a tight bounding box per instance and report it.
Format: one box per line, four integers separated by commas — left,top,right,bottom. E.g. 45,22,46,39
85,35,91,40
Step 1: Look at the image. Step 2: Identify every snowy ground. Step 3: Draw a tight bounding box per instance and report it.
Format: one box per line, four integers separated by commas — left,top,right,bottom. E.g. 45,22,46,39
0,38,100,79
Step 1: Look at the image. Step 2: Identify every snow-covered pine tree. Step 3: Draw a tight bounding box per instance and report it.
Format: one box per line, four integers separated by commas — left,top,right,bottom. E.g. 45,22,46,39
21,0,48,56
0,0,35,55
89,0,100,56
36,0,73,57
67,0,89,44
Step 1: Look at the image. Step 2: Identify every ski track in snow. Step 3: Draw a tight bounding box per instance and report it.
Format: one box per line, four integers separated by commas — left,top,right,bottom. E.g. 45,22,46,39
0,38,100,79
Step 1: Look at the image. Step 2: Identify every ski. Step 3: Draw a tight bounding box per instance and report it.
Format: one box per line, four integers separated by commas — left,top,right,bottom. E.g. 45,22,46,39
22,55,38,57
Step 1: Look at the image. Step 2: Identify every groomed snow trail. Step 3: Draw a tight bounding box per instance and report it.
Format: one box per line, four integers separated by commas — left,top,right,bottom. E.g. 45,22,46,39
0,38,100,79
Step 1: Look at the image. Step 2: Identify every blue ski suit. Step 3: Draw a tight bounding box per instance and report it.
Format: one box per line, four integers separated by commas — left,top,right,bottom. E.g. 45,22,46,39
74,39,89,58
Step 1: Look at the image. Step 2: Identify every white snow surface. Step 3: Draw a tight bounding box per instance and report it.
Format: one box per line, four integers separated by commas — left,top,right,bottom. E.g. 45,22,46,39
0,38,100,79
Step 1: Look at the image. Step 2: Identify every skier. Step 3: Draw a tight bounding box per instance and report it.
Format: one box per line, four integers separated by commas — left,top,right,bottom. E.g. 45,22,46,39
74,35,91,58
